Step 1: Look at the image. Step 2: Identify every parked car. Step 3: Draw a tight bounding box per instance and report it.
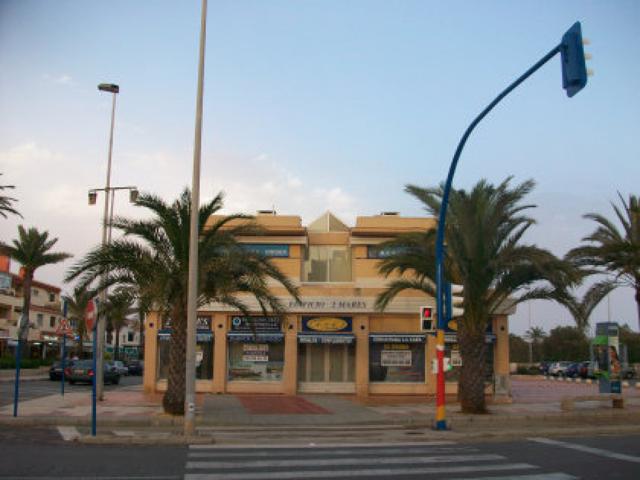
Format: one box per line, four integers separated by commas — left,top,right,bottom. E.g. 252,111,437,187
126,360,144,376
108,360,129,376
49,360,75,381
548,361,573,376
564,362,582,378
539,361,551,376
578,361,591,379
65,360,120,385
622,365,636,379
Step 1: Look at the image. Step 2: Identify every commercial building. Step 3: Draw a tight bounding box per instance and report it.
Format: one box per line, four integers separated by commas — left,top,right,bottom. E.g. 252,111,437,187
0,256,65,359
143,212,512,399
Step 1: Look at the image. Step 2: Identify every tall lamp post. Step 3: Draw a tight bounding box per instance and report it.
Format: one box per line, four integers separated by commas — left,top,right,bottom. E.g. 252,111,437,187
95,82,119,401
185,0,208,436
434,22,590,430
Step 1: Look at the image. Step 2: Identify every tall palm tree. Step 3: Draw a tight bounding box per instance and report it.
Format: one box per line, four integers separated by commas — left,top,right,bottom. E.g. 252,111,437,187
549,280,617,334
0,174,22,219
66,188,299,415
104,288,135,361
524,326,547,363
62,286,96,357
568,194,640,330
376,177,575,413
0,226,72,346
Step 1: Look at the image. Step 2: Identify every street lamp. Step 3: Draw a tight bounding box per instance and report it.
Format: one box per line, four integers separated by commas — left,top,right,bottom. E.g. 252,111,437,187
433,22,590,430
95,82,119,402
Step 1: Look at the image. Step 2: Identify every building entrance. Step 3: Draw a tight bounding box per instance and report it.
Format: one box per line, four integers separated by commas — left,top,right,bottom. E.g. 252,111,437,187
297,343,355,393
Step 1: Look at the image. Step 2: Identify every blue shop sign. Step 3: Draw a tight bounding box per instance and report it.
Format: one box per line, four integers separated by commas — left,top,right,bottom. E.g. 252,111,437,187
242,244,289,258
231,316,282,333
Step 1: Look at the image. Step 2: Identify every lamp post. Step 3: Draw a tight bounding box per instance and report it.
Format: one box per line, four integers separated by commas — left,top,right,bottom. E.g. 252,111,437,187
433,22,590,430
185,0,208,436
95,82,119,401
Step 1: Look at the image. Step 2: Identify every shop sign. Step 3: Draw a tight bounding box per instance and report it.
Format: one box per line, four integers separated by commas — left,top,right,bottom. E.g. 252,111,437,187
197,315,212,330
370,334,425,343
231,316,282,333
242,343,269,362
302,316,352,333
242,244,289,258
381,350,412,367
227,333,284,343
290,299,368,311
298,333,355,344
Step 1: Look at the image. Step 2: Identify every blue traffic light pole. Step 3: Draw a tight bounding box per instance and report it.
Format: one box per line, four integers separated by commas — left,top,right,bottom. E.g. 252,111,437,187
435,22,587,430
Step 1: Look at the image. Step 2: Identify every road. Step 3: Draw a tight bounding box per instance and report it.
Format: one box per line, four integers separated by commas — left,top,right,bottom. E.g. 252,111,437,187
1,428,639,479
0,375,142,406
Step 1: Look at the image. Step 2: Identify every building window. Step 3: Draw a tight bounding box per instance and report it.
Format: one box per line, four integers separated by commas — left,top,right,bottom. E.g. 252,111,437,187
37,313,44,327
49,292,55,302
49,316,56,328
302,246,352,282
128,331,134,342
298,343,355,382
157,334,214,380
369,341,425,383
70,319,78,328
228,341,284,381
32,289,39,296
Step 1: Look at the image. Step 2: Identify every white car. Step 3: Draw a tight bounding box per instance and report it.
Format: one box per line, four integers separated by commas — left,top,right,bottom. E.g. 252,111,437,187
109,360,129,376
548,361,572,376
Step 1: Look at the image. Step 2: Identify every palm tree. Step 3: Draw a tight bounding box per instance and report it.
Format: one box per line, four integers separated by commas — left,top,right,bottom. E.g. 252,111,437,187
103,288,135,361
568,194,640,330
0,174,22,219
62,286,96,357
66,188,299,415
524,326,547,363
549,280,617,334
0,226,72,347
376,177,575,413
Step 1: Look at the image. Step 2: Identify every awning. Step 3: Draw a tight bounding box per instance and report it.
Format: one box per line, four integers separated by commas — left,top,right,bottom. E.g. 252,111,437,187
158,329,213,342
369,334,426,344
227,333,284,343
298,333,355,344
445,333,497,344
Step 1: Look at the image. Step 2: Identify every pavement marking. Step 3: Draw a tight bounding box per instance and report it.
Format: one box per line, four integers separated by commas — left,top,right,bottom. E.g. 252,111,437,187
189,440,456,450
57,426,80,441
2,477,181,480
183,463,537,480
529,437,640,463
113,430,136,436
453,474,577,480
188,446,478,458
186,453,506,469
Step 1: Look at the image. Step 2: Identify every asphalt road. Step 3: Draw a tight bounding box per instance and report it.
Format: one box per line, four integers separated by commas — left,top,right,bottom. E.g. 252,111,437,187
0,375,142,407
0,429,639,479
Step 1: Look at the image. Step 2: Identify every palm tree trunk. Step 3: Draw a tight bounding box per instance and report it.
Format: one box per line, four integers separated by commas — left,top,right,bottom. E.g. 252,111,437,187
19,271,34,358
114,326,121,361
163,306,187,415
138,308,145,360
458,327,488,414
636,283,640,332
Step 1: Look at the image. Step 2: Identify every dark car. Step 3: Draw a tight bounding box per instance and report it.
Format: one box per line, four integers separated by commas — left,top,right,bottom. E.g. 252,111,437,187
49,360,75,381
578,361,591,379
126,360,144,376
564,362,582,378
539,361,551,376
65,359,120,385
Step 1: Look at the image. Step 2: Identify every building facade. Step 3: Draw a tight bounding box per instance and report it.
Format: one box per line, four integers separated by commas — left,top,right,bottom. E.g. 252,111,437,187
143,212,512,399
0,256,64,359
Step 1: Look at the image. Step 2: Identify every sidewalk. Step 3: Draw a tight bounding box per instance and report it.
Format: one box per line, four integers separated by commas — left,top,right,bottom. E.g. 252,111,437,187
0,368,48,382
2,376,640,444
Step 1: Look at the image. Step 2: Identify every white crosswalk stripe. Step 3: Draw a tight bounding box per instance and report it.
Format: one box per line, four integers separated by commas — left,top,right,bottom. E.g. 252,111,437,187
182,443,575,480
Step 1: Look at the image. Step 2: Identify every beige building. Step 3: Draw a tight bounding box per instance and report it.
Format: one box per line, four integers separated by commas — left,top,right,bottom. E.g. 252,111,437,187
143,212,512,399
0,256,64,358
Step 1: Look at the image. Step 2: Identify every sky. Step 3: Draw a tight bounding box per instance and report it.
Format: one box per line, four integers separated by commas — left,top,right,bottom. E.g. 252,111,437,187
1,0,639,336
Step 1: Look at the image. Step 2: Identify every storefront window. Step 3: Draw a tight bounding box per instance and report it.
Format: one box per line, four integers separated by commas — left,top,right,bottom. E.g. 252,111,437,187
298,343,355,382
369,335,425,383
157,333,213,380
444,342,494,382
228,341,284,381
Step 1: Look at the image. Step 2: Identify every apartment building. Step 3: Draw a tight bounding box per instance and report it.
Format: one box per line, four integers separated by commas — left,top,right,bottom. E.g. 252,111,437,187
143,212,512,400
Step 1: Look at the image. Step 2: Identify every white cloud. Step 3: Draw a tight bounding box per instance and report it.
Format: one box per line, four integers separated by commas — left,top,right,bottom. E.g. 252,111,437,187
43,73,75,86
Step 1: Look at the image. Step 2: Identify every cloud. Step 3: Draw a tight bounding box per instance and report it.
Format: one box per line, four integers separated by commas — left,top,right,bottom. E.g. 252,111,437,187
43,73,75,86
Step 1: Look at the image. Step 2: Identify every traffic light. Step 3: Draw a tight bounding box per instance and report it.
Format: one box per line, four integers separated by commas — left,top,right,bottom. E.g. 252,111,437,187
560,22,589,98
420,306,435,332
449,283,464,318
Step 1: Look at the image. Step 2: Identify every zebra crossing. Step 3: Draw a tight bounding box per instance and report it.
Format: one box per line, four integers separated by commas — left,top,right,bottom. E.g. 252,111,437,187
183,441,576,480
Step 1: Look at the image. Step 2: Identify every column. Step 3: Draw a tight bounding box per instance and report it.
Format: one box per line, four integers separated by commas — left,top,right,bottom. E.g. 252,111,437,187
282,314,298,395
354,315,369,398
212,313,228,394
